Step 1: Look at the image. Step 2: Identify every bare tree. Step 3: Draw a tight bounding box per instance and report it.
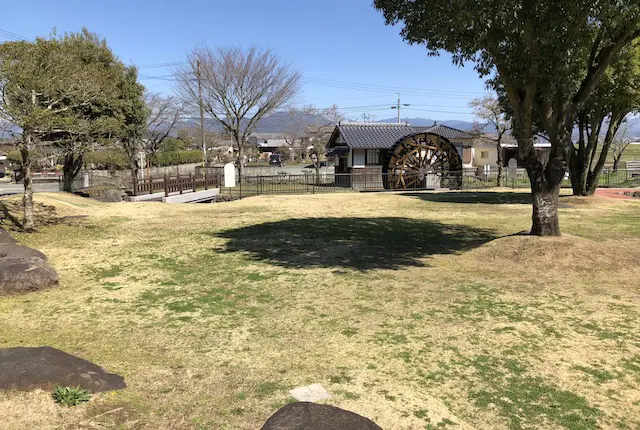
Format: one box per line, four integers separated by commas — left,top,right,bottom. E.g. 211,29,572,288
612,116,638,171
175,46,301,175
283,105,316,158
144,92,185,157
469,95,510,187
306,105,345,181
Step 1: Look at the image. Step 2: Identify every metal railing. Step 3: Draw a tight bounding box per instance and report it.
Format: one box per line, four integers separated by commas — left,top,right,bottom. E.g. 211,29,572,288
133,173,221,197
219,168,640,199
59,167,639,198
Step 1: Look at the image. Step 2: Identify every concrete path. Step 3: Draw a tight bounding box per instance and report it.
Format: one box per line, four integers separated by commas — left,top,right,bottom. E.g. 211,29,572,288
0,183,60,196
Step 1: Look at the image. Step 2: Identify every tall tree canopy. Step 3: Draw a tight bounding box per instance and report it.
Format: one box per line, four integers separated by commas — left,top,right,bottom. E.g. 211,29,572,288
374,0,640,235
570,41,640,195
0,35,113,229
50,29,127,192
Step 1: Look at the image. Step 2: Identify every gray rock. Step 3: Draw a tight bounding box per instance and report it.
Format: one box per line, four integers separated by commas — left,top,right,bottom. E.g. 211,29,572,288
261,402,382,430
0,229,17,245
0,256,59,295
0,243,47,260
98,189,124,203
0,347,126,393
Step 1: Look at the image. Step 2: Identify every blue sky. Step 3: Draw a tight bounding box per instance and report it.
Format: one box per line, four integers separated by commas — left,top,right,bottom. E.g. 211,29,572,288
2,0,489,122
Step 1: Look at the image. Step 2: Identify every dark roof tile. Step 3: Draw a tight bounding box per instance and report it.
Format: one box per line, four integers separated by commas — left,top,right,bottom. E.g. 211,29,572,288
332,123,474,149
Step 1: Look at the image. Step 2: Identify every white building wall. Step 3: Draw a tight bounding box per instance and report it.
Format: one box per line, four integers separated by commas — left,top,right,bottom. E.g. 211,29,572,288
472,145,499,168
352,149,366,168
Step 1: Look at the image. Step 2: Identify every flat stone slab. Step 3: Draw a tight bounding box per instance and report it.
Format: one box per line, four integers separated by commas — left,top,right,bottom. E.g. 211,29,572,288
0,347,126,393
289,383,331,402
261,402,382,430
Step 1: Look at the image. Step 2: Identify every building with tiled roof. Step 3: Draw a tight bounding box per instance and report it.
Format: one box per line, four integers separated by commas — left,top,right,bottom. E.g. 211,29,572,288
326,122,480,174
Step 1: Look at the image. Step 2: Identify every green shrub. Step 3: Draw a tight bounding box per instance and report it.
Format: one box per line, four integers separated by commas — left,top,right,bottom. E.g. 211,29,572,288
81,149,203,170
6,150,22,165
84,150,128,170
52,385,91,406
149,150,203,167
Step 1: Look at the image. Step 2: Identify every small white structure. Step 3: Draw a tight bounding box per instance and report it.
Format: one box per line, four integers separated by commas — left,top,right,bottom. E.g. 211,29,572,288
224,163,236,188
508,158,518,180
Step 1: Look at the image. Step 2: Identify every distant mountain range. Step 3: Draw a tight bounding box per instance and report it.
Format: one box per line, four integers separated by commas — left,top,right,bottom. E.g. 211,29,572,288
3,112,639,140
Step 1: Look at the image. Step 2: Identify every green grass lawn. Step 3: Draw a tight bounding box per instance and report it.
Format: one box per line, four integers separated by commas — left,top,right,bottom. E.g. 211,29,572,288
1,191,639,429
607,144,640,164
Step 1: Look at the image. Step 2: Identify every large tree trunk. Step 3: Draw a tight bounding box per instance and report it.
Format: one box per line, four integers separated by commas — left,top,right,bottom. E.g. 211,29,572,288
62,152,84,193
612,156,621,172
131,157,139,196
524,131,567,237
20,134,35,232
496,142,504,187
235,136,244,178
527,158,564,236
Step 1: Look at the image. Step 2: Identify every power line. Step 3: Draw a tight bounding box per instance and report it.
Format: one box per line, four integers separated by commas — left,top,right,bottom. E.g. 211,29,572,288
139,72,484,99
302,76,485,97
0,28,30,42
136,61,187,69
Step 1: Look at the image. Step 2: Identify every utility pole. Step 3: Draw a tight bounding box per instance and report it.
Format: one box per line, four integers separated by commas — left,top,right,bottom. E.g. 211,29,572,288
196,58,206,175
391,93,410,123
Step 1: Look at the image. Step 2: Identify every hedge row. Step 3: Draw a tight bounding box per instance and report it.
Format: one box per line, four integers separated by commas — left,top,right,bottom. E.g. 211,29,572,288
149,150,203,167
4,149,204,170
84,150,203,169
84,151,129,169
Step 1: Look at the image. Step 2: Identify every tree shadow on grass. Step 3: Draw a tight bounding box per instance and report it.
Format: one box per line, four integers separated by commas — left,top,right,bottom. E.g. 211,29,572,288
214,217,498,271
0,201,23,230
403,191,532,205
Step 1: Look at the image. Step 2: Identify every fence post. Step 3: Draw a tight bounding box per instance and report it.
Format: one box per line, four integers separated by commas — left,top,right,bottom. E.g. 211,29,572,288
132,176,138,197
204,171,208,190
164,176,169,197
191,173,196,192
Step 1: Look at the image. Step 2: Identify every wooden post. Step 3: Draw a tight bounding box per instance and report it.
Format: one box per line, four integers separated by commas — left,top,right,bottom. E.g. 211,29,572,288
204,171,208,190
190,173,196,192
164,176,169,198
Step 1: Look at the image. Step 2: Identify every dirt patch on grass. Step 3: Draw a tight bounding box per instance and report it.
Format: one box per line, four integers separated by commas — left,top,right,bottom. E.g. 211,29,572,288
468,234,640,272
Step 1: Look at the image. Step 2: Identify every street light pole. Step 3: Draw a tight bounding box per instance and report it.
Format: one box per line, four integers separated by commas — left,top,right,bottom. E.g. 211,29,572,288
196,59,206,176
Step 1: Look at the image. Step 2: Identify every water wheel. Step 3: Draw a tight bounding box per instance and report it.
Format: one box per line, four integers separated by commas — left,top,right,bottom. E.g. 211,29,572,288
386,132,462,189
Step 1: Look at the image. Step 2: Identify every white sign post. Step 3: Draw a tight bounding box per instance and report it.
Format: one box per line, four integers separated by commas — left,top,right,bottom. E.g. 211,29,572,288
224,163,236,188
508,158,518,180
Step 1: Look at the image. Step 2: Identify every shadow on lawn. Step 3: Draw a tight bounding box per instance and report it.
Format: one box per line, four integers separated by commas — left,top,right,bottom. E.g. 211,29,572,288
215,217,498,271
403,191,532,205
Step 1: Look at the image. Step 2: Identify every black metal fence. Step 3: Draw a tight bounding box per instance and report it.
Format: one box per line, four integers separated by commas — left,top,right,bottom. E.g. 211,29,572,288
218,168,640,199
60,168,639,199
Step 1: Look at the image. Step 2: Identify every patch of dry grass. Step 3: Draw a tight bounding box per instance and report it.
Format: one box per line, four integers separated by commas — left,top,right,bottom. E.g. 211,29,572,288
0,191,639,429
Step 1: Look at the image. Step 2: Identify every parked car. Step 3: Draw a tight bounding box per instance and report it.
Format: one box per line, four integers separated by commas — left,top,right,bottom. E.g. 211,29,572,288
269,154,285,167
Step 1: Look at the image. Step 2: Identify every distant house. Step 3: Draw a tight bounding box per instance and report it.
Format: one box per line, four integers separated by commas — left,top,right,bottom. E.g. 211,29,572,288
248,132,311,161
479,133,551,168
248,133,289,154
